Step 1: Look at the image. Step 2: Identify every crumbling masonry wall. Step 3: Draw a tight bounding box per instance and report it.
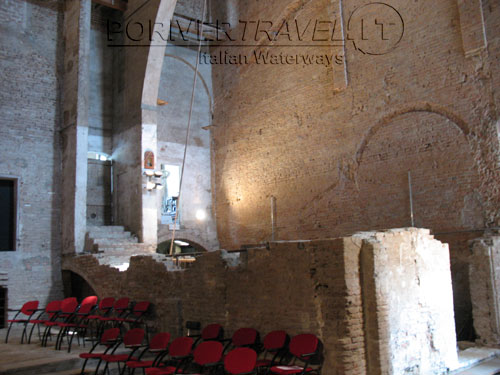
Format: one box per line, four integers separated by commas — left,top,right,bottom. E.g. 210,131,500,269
63,228,457,375
470,235,500,346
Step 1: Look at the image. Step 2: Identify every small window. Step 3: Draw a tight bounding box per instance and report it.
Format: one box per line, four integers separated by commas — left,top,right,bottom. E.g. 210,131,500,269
0,179,16,251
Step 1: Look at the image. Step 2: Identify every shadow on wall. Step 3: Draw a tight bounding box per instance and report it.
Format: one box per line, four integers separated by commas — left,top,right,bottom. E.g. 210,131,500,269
62,270,97,301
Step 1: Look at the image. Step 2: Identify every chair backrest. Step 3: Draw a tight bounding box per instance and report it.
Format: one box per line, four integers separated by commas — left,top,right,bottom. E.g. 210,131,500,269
263,330,288,351
45,300,62,319
123,328,145,347
78,302,96,315
201,323,223,340
169,336,194,357
98,297,115,312
100,328,120,345
21,301,39,316
149,332,171,351
60,297,79,314
114,297,130,314
193,341,223,366
81,296,98,306
224,347,257,374
131,301,150,317
289,334,318,359
232,327,258,347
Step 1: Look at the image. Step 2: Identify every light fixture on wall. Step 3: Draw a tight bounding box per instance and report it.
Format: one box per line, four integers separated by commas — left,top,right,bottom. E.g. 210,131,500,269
144,170,163,190
195,209,207,221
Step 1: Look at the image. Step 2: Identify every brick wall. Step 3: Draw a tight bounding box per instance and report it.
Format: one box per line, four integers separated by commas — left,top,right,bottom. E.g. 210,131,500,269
0,0,64,310
209,0,500,340
470,235,500,346
211,0,499,247
63,228,457,375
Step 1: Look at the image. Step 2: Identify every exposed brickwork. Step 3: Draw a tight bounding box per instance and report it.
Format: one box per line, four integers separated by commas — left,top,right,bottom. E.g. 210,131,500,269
211,0,499,247
470,234,500,346
63,228,456,375
0,0,64,310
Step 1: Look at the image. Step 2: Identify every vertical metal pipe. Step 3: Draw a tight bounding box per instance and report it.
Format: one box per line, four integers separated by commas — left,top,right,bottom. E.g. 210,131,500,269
271,196,276,242
408,171,415,227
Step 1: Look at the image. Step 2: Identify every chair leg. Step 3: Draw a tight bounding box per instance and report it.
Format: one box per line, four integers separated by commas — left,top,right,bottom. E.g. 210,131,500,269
80,358,89,375
68,330,76,353
28,323,37,344
20,323,29,344
94,358,104,375
41,326,51,347
4,322,14,343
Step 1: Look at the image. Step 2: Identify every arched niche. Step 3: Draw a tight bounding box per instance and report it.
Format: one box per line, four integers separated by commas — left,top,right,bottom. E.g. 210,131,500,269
62,270,97,301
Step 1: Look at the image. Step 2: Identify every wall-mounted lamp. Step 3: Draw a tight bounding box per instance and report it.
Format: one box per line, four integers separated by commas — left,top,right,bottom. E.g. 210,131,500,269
144,170,163,190
195,209,207,221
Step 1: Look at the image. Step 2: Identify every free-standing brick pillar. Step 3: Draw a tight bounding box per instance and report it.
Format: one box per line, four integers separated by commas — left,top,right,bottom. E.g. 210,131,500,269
359,229,458,375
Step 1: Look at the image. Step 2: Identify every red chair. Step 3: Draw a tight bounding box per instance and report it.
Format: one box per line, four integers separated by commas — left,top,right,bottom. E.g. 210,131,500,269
193,323,224,346
269,334,323,374
114,301,150,328
124,332,171,375
41,297,79,347
225,347,257,374
193,340,224,371
223,327,261,353
56,297,98,352
95,297,130,335
5,300,39,343
78,327,120,375
99,328,146,375
27,300,62,343
85,297,115,343
145,336,194,375
255,330,289,371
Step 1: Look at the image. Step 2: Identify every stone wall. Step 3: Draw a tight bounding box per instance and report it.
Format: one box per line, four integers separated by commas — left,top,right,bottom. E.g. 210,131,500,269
157,44,218,251
0,0,64,310
63,228,457,375
360,229,458,374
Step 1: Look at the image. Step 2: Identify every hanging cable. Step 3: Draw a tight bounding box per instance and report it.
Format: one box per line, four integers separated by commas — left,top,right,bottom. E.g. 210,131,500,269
169,0,208,256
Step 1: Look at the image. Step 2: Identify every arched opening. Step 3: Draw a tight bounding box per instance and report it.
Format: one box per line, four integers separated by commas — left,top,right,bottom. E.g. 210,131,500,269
157,238,208,267
355,109,481,341
62,270,97,301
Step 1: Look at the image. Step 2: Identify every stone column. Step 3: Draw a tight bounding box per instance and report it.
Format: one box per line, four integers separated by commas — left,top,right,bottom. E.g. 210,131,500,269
61,0,91,254
359,229,458,374
470,235,500,346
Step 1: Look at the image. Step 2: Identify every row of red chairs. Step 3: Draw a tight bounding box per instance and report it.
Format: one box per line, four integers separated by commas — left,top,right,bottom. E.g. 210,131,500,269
79,324,323,375
5,297,151,352
6,301,323,374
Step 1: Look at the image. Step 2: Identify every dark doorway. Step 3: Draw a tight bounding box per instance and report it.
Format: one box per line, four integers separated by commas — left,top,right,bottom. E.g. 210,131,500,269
62,271,96,301
0,179,16,251
0,287,7,329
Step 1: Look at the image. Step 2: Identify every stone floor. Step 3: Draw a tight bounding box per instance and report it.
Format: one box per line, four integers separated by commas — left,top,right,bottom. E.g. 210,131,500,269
0,327,102,375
